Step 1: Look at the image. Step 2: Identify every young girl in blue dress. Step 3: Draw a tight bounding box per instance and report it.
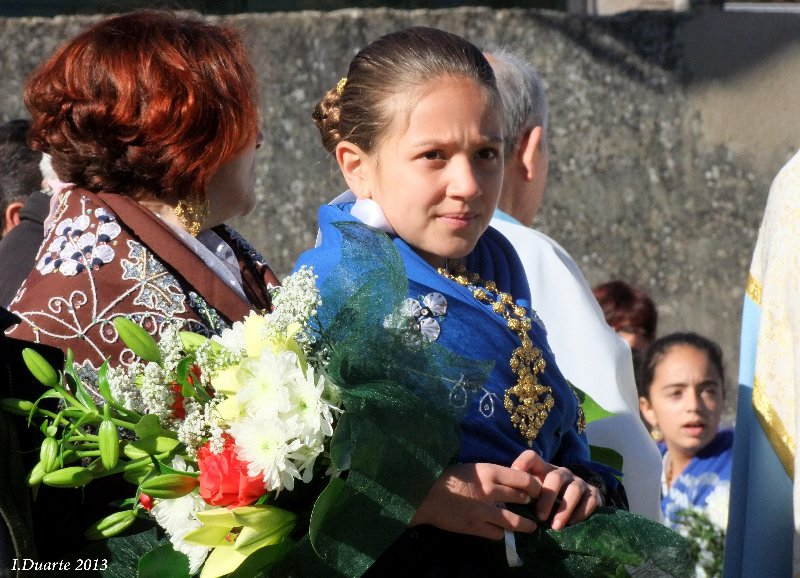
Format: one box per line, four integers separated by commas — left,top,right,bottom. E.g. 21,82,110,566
295,26,625,575
638,332,732,529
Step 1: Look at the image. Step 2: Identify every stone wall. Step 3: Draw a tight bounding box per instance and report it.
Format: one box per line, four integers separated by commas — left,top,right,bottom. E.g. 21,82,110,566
3,8,800,421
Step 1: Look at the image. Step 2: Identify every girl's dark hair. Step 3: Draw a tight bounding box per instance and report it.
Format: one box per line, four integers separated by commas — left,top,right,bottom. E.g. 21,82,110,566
637,332,725,399
312,26,499,155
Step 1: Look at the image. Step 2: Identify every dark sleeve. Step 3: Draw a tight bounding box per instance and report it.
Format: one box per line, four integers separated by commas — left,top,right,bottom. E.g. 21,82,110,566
0,219,45,307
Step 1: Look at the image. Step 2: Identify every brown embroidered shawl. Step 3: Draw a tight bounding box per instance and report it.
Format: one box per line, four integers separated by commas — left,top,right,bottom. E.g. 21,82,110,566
6,188,279,388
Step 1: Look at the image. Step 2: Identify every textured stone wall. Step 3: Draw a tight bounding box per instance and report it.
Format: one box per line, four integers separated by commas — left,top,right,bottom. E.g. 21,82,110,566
3,8,799,420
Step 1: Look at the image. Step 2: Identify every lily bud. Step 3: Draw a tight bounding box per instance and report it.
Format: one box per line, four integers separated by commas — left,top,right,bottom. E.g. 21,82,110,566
99,420,119,469
84,510,137,540
26,462,46,486
21,348,58,387
43,466,94,488
0,398,35,416
40,437,59,473
113,317,161,363
140,474,198,499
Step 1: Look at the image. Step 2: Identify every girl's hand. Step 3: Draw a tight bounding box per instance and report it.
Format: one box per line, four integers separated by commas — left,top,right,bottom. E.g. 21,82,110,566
409,462,541,540
511,450,603,530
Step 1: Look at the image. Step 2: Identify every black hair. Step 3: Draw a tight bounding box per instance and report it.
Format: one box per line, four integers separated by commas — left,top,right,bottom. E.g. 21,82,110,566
637,332,725,400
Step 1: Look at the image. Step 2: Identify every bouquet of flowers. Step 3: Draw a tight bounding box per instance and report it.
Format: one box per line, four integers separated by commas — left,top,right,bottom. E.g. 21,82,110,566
673,486,729,578
7,266,342,577
4,222,693,578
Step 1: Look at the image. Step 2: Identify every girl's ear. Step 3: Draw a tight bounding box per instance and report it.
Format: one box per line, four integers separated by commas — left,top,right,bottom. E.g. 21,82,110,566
336,141,373,200
639,396,657,429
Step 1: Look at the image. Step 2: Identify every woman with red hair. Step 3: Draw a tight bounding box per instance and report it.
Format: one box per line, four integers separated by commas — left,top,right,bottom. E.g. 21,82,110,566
7,11,278,383
4,10,280,560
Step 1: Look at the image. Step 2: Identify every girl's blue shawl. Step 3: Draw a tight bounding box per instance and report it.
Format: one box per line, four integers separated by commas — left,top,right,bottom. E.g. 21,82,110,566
295,202,599,475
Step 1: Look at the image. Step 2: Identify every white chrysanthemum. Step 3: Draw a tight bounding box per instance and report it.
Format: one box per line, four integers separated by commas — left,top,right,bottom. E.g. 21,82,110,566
211,318,247,357
704,485,730,531
230,414,303,493
695,564,708,578
292,432,325,483
286,366,335,438
149,457,210,574
235,350,301,416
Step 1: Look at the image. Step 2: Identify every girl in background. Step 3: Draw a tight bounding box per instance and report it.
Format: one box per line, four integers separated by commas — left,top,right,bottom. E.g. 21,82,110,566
638,332,732,528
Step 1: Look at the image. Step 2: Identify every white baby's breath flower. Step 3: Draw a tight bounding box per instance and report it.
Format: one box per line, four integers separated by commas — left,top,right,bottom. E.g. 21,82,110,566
157,324,184,373
140,362,176,427
107,365,146,413
704,485,730,531
263,266,321,348
230,414,304,493
236,350,301,416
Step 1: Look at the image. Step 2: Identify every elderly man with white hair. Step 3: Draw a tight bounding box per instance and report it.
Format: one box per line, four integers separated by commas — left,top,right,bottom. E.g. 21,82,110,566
486,50,662,521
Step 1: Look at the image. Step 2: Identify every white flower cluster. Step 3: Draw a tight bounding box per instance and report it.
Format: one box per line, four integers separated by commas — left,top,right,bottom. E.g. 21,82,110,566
228,347,336,494
106,363,146,413
158,325,184,373
149,456,210,574
263,266,322,348
704,485,730,531
140,362,177,428
177,398,226,457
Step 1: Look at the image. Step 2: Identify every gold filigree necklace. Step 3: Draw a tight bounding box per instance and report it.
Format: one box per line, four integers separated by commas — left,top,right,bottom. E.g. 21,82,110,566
438,260,554,445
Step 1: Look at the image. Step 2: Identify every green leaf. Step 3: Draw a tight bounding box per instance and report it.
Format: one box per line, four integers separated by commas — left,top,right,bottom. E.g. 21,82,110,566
98,358,123,409
309,476,346,556
114,317,162,363
27,390,62,426
569,382,616,424
137,543,191,578
590,445,624,473
133,414,161,439
329,411,351,472
22,348,58,387
226,538,295,578
179,331,222,355
153,456,200,479
72,375,99,414
175,356,196,398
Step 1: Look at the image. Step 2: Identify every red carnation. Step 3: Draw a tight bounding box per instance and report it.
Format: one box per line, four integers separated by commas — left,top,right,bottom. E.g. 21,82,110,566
198,435,265,508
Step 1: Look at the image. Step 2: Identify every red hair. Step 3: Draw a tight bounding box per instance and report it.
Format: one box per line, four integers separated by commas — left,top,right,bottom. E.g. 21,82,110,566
592,280,658,340
24,11,258,203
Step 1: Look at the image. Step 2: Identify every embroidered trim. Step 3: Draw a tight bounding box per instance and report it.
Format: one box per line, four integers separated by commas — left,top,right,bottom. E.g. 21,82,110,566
753,376,794,479
746,273,762,306
121,241,187,317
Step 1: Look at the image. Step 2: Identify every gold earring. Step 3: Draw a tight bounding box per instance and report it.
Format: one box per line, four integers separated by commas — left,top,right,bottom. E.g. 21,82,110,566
175,199,210,237
650,426,663,443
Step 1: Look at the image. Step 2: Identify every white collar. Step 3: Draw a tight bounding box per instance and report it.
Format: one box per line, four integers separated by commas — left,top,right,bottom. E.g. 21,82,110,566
315,191,395,248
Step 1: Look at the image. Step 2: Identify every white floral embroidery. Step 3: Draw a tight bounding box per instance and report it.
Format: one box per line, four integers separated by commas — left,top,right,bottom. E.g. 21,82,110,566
36,207,120,277
400,292,448,342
